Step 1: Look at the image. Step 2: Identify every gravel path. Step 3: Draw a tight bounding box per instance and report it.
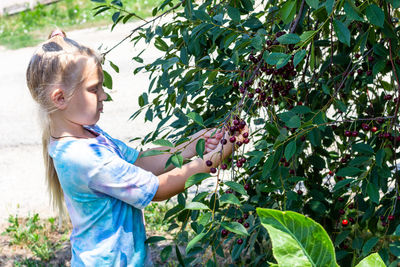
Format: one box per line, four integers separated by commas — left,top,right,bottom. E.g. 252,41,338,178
0,21,167,230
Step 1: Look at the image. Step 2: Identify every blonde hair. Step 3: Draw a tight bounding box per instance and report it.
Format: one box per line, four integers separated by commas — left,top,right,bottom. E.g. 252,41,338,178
26,29,103,224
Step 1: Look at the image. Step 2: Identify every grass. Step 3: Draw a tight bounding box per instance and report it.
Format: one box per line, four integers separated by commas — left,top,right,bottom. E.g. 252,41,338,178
1,203,174,265
0,0,161,49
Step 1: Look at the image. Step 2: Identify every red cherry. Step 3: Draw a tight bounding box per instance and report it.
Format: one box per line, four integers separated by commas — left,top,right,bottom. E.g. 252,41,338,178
237,238,243,245
297,189,303,195
221,163,227,170
221,138,227,145
221,229,229,237
242,132,249,138
233,119,240,126
229,136,236,143
329,171,334,176
236,161,243,168
341,219,349,226
243,213,249,219
371,126,378,132
339,209,345,215
238,218,244,224
210,167,217,173
243,138,250,144
244,222,250,228
206,160,213,167
389,215,395,221
236,141,243,147
244,184,250,191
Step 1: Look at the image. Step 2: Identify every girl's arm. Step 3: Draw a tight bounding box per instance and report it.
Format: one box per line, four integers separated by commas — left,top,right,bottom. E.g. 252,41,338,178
152,130,234,201
134,129,222,176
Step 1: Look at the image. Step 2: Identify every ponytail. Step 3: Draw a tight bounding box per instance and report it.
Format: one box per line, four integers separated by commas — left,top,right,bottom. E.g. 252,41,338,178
40,112,67,228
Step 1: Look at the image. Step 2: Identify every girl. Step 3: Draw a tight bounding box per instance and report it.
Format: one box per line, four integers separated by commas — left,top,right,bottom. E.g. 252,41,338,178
26,29,244,266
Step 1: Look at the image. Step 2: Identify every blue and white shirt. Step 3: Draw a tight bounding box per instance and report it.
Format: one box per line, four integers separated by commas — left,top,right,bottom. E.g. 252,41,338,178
48,124,159,266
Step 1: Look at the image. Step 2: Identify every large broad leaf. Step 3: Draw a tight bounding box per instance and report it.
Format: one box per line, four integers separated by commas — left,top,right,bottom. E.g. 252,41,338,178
256,208,338,267
355,253,385,267
185,173,212,189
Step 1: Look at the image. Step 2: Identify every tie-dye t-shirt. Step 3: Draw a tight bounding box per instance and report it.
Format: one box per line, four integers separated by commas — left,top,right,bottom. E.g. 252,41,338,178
48,124,159,266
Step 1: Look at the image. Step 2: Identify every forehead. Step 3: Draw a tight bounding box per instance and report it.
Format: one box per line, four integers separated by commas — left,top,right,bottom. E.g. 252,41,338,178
80,57,103,85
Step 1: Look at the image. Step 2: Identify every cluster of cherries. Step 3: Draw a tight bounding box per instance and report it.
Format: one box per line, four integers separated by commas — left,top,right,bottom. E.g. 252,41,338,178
205,118,249,173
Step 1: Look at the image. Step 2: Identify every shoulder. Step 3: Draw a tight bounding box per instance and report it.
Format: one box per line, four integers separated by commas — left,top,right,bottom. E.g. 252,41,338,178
49,138,115,168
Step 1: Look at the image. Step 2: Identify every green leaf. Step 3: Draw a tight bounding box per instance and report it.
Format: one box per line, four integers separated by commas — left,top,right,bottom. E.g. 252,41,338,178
362,237,379,257
334,230,350,246
336,167,361,177
186,232,206,253
388,0,400,8
196,139,205,159
277,33,301,44
109,60,119,73
367,183,379,204
376,149,385,167
266,52,290,65
171,153,184,168
145,236,166,244
112,11,120,23
293,50,307,67
305,0,319,9
185,173,212,189
343,1,363,21
220,222,249,236
286,115,301,128
225,181,248,196
256,208,338,266
300,31,316,43
266,123,280,137
355,253,386,267
187,112,205,126
333,19,351,46
308,128,321,147
103,70,113,89
153,139,174,147
161,246,172,262
285,140,297,161
220,194,241,205
227,6,241,23
352,143,374,155
185,202,210,210
280,0,296,24
139,149,166,159
333,179,354,191
365,4,384,28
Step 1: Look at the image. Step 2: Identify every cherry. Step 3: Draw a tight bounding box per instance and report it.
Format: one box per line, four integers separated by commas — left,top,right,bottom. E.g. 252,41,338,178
344,130,352,137
206,160,213,167
242,132,249,138
338,197,344,202
341,219,349,226
229,136,236,143
289,169,295,175
284,161,290,167
244,184,250,191
366,70,372,76
221,138,227,145
221,229,229,237
357,69,363,75
371,126,378,132
210,167,217,173
380,215,385,221
239,157,246,163
329,170,334,176
244,222,250,228
243,138,250,144
243,213,249,219
236,161,243,168
348,203,354,209
297,189,303,195
352,131,358,137
348,217,355,224
355,53,361,59
339,209,345,215
362,124,370,131
389,215,395,221
221,163,227,170
368,56,374,62
236,141,243,147
238,218,244,224
255,88,261,93
226,189,233,194
237,238,243,245
233,119,240,126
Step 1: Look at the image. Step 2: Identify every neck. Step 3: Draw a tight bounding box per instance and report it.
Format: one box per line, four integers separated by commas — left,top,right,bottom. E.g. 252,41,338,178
49,113,94,138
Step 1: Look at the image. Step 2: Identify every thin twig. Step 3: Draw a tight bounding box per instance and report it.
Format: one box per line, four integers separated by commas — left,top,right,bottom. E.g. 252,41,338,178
101,1,183,57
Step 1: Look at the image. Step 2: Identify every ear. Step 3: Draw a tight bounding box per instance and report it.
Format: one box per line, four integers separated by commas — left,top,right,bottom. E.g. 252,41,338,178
50,88,67,109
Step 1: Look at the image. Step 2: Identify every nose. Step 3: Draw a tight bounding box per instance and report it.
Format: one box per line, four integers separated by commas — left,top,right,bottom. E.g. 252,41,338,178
99,87,107,101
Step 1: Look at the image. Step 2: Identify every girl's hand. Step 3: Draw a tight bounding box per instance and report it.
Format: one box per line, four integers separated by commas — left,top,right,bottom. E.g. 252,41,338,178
204,129,224,153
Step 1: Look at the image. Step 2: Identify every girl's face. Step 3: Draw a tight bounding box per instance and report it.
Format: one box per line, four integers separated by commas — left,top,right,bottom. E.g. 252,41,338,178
63,58,107,126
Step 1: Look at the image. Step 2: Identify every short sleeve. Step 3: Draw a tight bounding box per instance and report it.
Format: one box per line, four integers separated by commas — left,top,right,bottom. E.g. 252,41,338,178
88,145,159,209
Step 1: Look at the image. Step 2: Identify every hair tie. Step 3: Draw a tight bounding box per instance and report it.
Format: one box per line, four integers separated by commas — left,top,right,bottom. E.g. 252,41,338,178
49,29,66,39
